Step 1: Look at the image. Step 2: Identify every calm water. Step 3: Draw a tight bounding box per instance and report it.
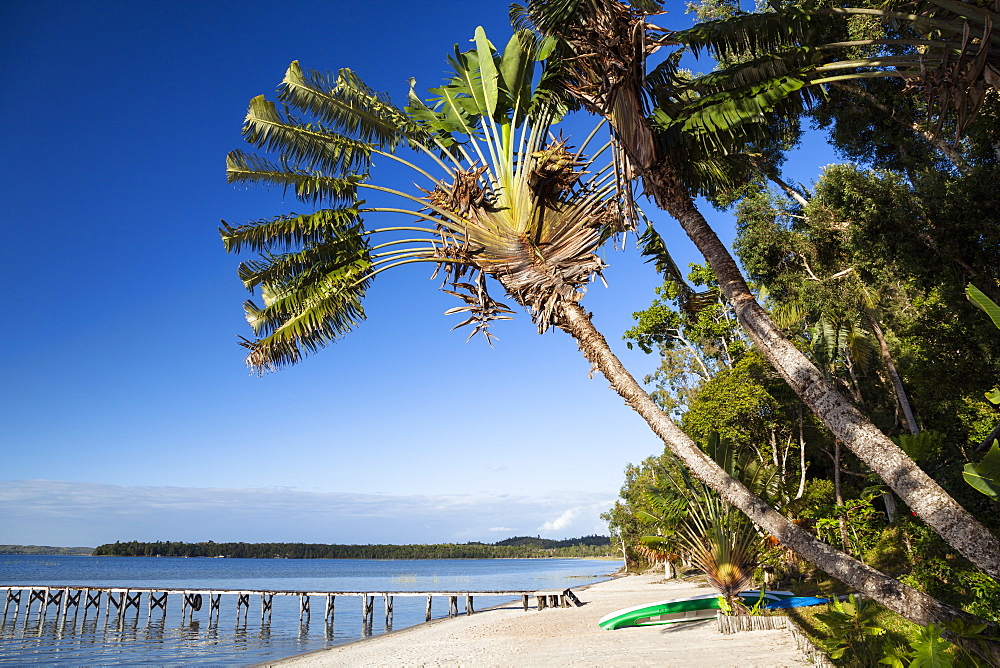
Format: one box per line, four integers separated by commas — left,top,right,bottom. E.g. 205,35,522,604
0,555,617,665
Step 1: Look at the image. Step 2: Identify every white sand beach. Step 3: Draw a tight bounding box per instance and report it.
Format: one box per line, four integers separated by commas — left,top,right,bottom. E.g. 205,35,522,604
265,574,814,667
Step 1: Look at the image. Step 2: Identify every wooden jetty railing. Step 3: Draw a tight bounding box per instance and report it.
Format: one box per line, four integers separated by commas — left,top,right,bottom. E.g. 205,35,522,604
1,585,581,626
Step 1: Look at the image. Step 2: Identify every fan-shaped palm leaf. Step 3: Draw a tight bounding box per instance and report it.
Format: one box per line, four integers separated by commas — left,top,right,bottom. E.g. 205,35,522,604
224,28,635,373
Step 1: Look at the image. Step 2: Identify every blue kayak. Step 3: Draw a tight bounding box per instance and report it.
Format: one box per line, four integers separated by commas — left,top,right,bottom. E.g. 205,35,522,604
762,595,828,609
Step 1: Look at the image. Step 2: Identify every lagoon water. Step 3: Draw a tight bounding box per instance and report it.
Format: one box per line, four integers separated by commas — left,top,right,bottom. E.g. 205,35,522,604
0,555,617,665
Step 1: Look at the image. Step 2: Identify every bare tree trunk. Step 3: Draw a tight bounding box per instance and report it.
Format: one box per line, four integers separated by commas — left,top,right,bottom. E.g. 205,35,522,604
643,165,1000,581
869,318,920,435
797,405,808,499
771,429,779,471
557,302,986,634
834,440,851,552
766,172,810,208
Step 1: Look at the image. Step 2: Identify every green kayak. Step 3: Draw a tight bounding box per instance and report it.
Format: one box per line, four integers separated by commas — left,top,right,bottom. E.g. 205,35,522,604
597,590,797,630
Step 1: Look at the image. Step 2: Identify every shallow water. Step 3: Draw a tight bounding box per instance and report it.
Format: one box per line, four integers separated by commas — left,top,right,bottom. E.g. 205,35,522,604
0,555,616,665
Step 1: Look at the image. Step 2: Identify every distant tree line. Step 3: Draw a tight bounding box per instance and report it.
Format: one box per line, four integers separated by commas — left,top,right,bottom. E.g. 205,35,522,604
91,536,613,559
0,545,94,556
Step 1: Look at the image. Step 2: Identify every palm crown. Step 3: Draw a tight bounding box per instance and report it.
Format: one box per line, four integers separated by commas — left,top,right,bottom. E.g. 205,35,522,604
223,28,630,373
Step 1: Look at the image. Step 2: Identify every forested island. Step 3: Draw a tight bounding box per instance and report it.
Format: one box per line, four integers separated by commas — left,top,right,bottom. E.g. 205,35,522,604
0,545,94,556
92,535,613,559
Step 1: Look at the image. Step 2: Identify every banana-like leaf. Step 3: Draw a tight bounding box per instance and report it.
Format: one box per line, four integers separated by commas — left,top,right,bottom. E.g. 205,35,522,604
474,27,500,118
963,444,1000,500
242,96,372,176
498,32,535,127
638,535,671,548
705,432,736,477
967,283,1000,330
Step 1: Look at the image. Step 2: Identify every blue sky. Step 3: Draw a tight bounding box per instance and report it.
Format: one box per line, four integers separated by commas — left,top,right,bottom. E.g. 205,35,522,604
0,0,838,547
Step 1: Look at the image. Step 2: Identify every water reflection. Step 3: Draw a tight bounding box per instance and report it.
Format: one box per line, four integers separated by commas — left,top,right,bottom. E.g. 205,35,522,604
1,556,614,665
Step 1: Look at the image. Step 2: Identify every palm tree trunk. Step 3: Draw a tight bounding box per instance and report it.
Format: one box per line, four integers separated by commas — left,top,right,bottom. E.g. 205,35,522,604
642,164,1000,582
556,301,981,632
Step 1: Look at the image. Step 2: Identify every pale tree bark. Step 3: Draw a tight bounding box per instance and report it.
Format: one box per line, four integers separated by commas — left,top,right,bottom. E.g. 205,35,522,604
556,302,997,654
766,172,810,208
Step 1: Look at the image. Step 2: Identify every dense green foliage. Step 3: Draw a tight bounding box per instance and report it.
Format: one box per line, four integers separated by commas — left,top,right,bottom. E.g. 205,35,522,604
605,0,1000,652
91,537,613,559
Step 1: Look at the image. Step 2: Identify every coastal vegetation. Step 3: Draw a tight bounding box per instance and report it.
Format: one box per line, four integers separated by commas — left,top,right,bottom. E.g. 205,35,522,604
587,0,999,661
219,0,998,656
522,0,999,635
91,536,613,559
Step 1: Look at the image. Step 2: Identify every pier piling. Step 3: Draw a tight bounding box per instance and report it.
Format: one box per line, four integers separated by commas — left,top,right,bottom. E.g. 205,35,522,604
323,594,335,625
361,595,373,625
3,589,21,621
261,593,273,622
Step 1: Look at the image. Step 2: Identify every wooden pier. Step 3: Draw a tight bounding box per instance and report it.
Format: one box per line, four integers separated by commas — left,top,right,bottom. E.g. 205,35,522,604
1,585,581,627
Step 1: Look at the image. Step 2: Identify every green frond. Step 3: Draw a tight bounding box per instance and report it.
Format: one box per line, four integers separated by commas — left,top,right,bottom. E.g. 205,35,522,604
513,0,585,35
844,320,877,372
242,96,373,176
235,219,372,292
236,227,377,373
220,207,365,255
240,267,370,374
226,150,361,206
637,223,691,295
968,283,1000,330
498,31,537,127
278,62,426,150
654,75,808,142
675,7,823,61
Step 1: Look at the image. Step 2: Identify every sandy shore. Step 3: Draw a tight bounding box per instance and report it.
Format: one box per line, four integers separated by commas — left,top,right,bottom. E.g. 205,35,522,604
265,574,813,667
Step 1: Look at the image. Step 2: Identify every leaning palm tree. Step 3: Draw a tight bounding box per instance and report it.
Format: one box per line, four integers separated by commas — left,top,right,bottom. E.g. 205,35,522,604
515,1,1000,645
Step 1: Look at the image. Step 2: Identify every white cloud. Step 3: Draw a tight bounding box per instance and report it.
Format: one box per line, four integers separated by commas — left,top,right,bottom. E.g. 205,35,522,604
540,507,581,532
538,499,616,534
